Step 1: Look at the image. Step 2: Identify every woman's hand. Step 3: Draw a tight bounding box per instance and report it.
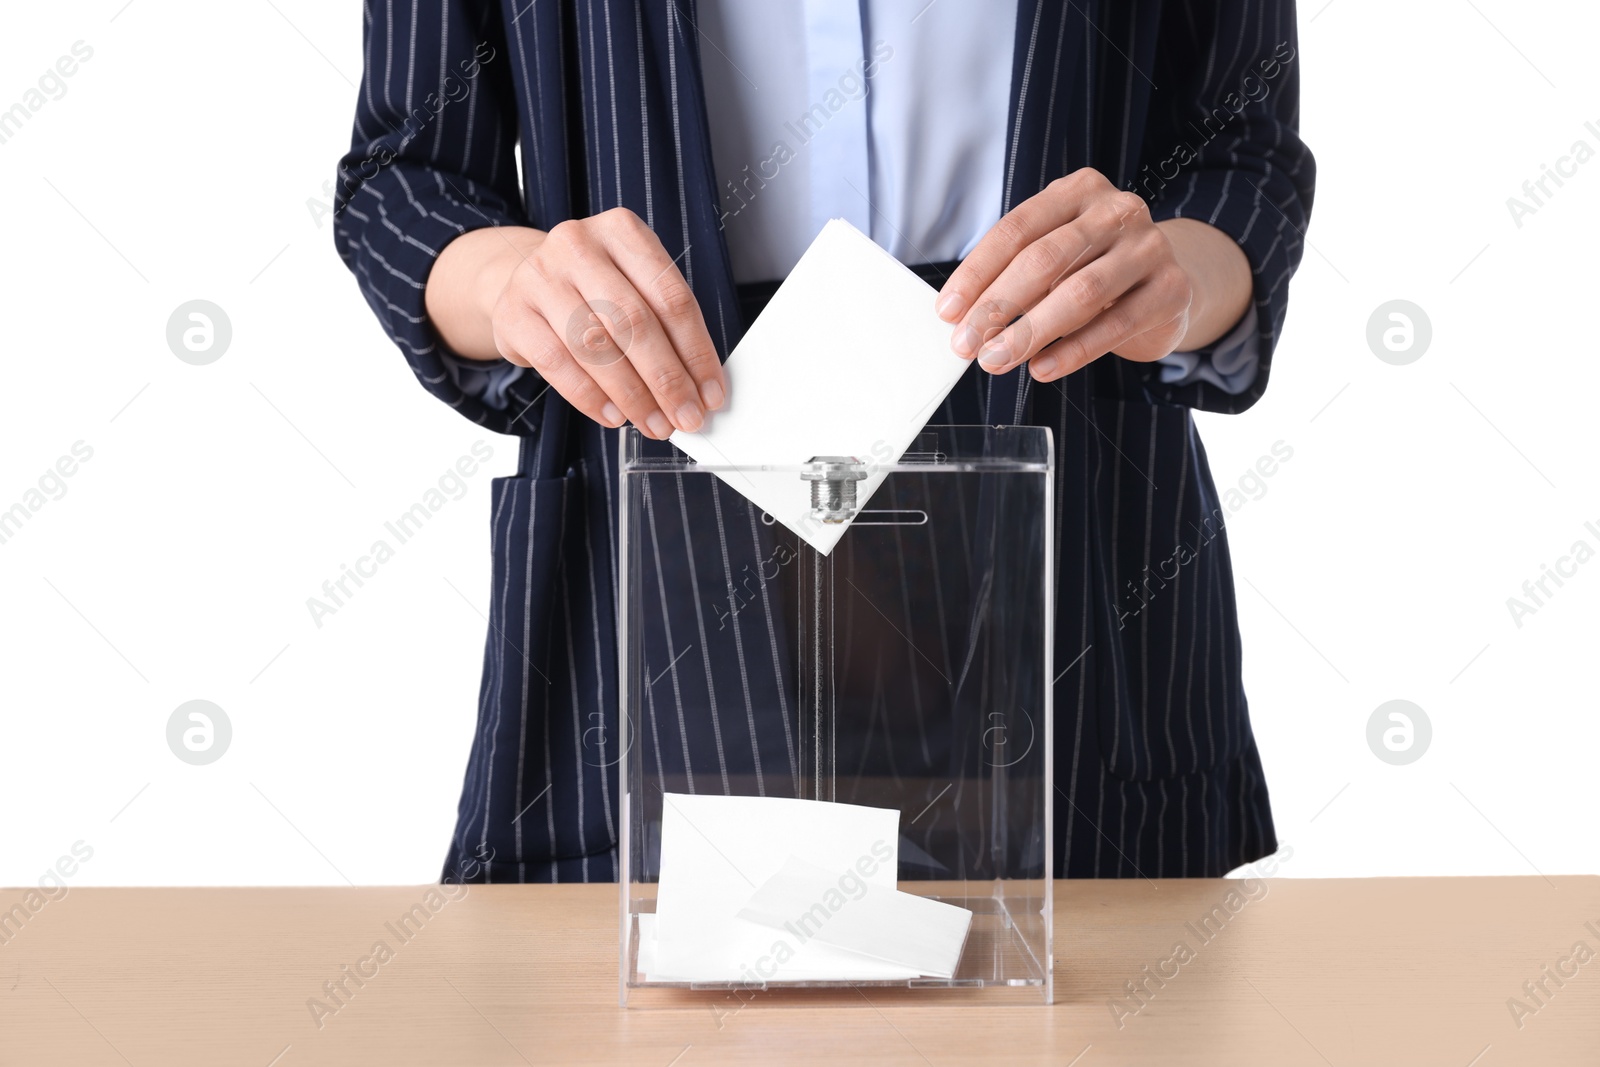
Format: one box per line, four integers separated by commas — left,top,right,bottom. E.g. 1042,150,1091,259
934,168,1251,383
427,208,726,439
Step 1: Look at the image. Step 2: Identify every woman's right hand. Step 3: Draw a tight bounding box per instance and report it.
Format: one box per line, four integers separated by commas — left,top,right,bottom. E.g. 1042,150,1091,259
426,208,726,439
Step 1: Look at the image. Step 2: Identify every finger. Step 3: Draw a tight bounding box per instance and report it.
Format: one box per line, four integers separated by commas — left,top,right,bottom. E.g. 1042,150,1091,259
956,188,1160,359
1026,285,1189,384
951,223,1105,359
525,268,675,439
562,254,709,433
947,204,1153,364
593,211,728,413
492,298,626,429
935,168,1116,323
974,242,1164,374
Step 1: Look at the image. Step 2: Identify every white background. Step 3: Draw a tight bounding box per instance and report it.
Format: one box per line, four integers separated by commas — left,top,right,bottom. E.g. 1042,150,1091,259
1,0,1595,888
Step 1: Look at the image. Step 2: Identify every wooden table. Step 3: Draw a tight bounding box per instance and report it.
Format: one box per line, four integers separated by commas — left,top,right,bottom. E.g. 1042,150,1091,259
2,877,1596,1065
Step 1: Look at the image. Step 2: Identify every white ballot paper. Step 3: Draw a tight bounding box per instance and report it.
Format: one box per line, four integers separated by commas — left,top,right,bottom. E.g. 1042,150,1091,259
670,218,973,555
645,793,969,983
737,856,972,979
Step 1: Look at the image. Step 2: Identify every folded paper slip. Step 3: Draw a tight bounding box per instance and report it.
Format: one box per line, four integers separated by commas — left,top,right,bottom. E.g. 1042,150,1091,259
648,793,914,981
737,855,972,979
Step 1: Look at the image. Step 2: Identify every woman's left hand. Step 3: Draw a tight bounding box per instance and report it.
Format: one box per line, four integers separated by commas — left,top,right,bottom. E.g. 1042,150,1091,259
935,167,1209,383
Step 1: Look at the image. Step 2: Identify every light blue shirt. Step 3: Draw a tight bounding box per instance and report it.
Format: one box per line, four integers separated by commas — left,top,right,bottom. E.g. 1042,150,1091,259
698,0,1014,283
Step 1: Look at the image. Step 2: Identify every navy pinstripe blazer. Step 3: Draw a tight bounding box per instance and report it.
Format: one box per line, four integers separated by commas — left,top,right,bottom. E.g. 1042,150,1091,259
334,0,1315,883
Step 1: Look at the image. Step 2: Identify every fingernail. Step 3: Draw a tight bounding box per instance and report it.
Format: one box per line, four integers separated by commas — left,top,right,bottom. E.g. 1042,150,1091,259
601,402,623,426
675,403,704,433
935,292,963,322
646,412,672,438
978,339,1010,368
952,324,981,357
1031,354,1058,378
701,379,725,410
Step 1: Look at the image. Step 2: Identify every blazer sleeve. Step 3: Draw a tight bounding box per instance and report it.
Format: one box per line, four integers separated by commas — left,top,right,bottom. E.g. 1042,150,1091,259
332,0,543,435
1136,0,1316,414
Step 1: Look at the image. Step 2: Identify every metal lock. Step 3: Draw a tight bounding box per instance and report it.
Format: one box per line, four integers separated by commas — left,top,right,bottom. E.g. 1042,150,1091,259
800,456,868,524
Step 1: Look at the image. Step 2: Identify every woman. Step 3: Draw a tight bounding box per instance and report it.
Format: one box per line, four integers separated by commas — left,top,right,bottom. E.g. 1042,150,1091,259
334,0,1314,883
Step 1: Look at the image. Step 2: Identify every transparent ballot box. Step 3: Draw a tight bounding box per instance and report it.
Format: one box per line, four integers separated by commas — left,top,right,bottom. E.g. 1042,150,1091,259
618,425,1054,1005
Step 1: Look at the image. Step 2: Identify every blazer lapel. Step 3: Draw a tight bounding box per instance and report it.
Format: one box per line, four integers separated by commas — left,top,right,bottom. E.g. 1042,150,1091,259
991,0,1091,422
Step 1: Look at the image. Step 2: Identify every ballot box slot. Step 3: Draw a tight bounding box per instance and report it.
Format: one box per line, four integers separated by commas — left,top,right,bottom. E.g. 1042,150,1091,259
761,508,929,527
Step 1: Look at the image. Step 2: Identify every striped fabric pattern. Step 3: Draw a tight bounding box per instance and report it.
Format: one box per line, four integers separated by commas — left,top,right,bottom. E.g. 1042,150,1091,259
333,0,1315,882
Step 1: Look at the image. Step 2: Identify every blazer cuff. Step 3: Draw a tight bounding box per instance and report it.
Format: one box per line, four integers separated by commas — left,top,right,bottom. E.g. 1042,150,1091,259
437,350,528,410
1155,304,1260,395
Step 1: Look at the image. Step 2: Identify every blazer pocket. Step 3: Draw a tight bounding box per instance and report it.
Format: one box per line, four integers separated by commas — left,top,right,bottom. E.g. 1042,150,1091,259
1090,398,1250,782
